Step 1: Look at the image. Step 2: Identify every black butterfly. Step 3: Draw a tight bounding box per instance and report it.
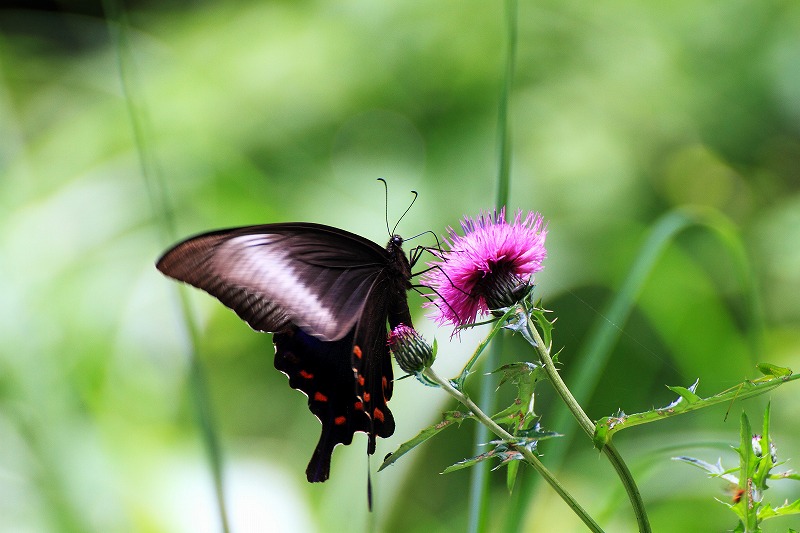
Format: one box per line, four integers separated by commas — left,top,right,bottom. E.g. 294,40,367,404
156,222,413,482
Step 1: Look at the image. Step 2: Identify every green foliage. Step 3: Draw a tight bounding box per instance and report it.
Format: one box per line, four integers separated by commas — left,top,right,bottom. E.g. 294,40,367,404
443,426,560,476
594,368,800,448
382,354,557,482
379,411,473,472
674,404,800,532
490,362,544,430
453,305,518,389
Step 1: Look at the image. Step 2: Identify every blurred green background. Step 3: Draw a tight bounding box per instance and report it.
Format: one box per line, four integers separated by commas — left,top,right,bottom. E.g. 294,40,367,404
1,1,799,531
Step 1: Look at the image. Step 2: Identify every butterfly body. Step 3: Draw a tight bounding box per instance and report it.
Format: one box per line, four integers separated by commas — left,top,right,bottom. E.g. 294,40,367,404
157,223,412,482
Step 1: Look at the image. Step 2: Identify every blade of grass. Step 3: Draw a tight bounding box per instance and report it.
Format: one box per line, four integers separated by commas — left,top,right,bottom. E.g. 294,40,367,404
102,2,231,532
467,1,518,532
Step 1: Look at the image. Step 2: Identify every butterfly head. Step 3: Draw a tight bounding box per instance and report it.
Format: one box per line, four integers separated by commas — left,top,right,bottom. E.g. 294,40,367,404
386,234,406,259
385,234,413,286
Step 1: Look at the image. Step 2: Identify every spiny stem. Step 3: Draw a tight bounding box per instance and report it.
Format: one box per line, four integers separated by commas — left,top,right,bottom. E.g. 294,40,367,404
423,367,605,533
523,312,651,533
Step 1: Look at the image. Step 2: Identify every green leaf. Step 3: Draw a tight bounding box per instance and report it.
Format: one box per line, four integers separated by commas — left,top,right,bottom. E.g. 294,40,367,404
735,411,758,530
442,441,524,474
529,305,555,348
769,471,800,481
752,403,774,489
757,498,800,521
515,425,561,441
666,380,701,404
378,411,473,472
672,456,738,484
443,451,494,473
506,459,520,493
493,361,544,390
490,362,544,432
593,371,800,447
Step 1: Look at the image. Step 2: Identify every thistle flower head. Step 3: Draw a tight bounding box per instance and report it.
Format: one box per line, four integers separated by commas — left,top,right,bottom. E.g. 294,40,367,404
388,324,435,374
421,208,547,328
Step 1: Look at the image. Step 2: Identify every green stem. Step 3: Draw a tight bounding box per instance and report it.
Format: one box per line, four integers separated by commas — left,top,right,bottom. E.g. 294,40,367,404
523,314,651,533
495,0,517,207
469,0,518,526
467,338,500,533
424,368,605,533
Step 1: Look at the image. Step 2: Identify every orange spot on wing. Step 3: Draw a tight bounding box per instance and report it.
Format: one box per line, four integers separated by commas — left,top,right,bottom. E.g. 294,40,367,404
382,376,388,390
363,392,371,402
354,401,364,411
373,408,385,422
353,345,362,359
314,392,328,402
299,370,314,379
358,375,365,386
334,416,347,426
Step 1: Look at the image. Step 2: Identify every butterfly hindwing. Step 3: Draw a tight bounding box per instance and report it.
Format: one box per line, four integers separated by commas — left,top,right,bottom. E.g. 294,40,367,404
274,328,366,482
273,268,403,482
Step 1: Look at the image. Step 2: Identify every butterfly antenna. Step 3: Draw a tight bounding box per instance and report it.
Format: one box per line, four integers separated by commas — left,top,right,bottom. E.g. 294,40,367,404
377,178,392,237
406,230,441,246
391,189,418,236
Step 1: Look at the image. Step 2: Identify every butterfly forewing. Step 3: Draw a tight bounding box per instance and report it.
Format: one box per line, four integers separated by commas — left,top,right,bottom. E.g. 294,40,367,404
156,223,389,341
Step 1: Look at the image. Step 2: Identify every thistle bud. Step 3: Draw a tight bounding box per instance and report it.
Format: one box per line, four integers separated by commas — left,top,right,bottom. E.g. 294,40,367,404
389,324,435,374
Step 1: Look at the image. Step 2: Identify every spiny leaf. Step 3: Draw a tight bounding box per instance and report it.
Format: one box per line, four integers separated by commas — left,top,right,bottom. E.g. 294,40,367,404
493,361,544,389
666,379,701,405
768,471,800,481
502,309,528,334
491,362,545,435
515,424,561,441
672,456,738,484
735,412,758,531
529,305,555,348
379,411,473,471
593,369,800,447
443,446,504,473
442,441,526,474
757,498,800,521
506,460,520,493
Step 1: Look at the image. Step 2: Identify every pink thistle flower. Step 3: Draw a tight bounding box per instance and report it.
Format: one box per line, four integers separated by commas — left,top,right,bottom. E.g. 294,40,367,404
421,208,547,328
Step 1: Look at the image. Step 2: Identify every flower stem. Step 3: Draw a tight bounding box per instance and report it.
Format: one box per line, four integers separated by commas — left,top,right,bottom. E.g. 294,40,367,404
522,314,652,533
423,367,605,533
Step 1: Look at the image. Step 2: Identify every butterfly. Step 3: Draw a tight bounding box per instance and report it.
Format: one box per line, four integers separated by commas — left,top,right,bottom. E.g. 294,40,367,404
156,222,414,482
